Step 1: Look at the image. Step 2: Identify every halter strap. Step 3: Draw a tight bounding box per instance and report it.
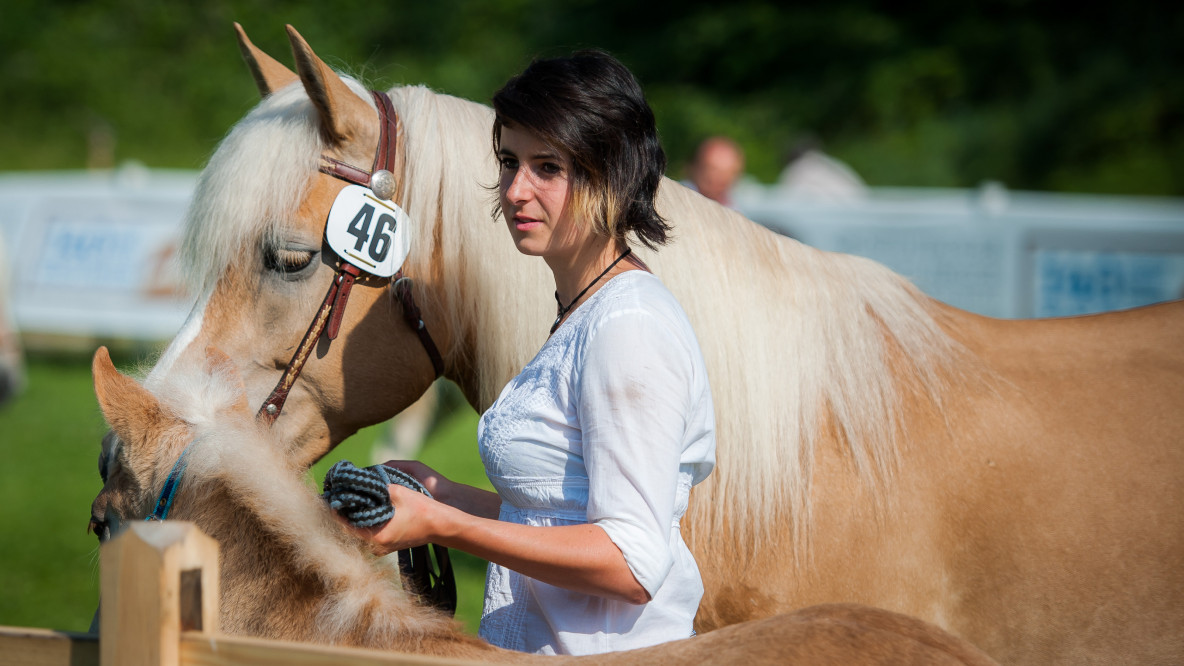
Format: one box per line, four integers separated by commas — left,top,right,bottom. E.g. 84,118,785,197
146,442,196,522
257,90,443,425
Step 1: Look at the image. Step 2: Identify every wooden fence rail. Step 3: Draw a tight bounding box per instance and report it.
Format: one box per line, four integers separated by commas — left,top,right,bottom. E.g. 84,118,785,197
2,521,480,666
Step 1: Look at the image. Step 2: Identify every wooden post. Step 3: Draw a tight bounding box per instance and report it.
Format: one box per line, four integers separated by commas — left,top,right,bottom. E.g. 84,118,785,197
99,522,220,666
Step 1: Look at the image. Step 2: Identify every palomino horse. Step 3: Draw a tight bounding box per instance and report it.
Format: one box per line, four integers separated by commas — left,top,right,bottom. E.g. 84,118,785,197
122,24,1184,664
88,345,997,665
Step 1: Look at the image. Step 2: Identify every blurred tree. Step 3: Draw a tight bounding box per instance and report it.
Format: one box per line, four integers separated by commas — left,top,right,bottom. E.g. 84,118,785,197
1,0,1180,194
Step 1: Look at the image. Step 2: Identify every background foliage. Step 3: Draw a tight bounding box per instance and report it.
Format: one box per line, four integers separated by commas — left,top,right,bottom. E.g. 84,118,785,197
3,0,1181,193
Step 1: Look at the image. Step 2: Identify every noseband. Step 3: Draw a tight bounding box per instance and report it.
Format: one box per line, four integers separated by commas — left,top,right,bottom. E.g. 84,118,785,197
257,90,444,425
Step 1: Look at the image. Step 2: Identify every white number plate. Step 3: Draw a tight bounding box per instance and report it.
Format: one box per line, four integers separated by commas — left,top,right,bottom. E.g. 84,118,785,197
325,185,411,277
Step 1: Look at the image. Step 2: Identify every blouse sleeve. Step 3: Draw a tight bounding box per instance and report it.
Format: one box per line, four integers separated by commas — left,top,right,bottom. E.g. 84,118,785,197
578,306,697,598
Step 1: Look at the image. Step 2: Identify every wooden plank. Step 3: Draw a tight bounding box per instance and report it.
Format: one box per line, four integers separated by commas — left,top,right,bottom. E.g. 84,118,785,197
179,633,487,666
0,626,99,666
100,522,220,666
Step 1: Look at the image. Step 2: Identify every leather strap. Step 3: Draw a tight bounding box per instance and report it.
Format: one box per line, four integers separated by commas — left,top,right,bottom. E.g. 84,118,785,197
318,156,371,186
399,544,457,614
326,263,361,340
257,264,351,424
394,272,445,377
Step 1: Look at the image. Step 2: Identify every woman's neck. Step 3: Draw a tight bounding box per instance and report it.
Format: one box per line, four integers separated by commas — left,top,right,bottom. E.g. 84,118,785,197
546,237,631,307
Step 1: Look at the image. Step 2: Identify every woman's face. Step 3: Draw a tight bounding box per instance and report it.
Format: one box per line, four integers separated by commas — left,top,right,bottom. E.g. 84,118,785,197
497,124,589,260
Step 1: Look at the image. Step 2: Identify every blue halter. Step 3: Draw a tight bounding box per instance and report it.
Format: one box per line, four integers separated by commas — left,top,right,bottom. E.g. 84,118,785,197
146,443,195,522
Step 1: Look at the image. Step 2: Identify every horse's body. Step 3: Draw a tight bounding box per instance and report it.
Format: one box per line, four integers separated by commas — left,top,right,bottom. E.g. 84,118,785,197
132,25,1184,664
89,346,997,665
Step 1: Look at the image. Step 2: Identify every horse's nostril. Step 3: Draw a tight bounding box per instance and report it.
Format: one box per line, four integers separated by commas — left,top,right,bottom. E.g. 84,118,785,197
88,516,109,543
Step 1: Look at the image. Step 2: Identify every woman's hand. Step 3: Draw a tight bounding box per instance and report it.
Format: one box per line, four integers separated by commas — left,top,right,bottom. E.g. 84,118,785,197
381,459,502,519
345,483,447,556
380,460,454,501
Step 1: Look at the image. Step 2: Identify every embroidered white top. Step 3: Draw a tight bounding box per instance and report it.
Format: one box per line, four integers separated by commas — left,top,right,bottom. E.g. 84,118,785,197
477,270,716,655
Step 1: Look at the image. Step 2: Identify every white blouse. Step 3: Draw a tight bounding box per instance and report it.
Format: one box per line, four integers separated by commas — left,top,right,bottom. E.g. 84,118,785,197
477,270,716,655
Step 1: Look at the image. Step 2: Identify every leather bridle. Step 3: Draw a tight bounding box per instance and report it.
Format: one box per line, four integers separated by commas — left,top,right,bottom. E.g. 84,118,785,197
252,89,456,615
257,90,444,426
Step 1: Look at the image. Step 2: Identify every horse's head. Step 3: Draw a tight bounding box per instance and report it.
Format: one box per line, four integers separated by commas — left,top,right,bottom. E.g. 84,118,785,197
126,25,461,469
88,345,254,543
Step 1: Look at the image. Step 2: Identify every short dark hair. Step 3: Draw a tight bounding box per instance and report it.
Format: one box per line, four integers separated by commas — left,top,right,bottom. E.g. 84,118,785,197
492,50,670,249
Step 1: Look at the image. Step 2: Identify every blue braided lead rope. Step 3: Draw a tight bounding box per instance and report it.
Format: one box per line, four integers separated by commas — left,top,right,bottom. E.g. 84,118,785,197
322,460,431,528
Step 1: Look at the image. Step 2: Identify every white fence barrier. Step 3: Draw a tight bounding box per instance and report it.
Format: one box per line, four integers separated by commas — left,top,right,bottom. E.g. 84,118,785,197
0,167,197,341
735,182,1184,319
2,169,1182,342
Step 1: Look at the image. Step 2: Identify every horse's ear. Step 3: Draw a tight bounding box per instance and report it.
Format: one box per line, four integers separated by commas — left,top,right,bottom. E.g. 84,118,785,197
92,347,167,450
234,23,298,97
285,24,371,145
203,346,249,415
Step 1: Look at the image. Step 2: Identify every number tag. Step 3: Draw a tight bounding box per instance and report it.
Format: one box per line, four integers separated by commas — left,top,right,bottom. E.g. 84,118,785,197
325,185,412,277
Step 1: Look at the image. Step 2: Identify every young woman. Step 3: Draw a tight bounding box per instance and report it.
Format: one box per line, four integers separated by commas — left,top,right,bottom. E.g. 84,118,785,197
348,50,715,655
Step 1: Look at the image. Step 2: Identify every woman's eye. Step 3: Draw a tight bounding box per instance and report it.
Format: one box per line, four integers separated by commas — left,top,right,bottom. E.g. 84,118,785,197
500,157,518,171
264,247,316,273
541,162,562,175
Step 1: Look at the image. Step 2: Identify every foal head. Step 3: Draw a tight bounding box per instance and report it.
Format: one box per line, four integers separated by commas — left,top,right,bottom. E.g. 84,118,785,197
88,345,460,645
88,345,257,542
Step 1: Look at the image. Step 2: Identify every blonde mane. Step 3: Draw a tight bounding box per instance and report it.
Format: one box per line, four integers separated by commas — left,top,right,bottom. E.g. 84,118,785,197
180,75,967,557
145,358,458,647
389,89,968,550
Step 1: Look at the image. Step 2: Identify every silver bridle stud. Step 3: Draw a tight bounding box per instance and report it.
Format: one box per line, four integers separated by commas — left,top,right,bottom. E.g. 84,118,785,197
370,169,396,201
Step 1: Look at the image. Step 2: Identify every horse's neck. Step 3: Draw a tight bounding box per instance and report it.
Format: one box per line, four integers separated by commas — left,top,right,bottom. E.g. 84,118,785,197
190,485,325,638
184,477,507,656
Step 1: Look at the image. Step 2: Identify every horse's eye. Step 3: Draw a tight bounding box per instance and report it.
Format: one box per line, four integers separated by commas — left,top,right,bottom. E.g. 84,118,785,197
264,247,316,274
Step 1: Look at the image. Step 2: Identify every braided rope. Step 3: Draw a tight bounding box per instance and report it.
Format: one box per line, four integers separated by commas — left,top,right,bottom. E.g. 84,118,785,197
322,460,431,528
321,459,457,615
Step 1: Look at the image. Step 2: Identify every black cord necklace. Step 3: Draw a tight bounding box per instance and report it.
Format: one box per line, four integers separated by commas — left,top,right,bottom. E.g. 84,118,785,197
550,247,632,334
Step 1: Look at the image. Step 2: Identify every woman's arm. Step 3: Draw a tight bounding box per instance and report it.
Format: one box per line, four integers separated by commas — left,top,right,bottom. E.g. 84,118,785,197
380,460,501,520
349,485,651,605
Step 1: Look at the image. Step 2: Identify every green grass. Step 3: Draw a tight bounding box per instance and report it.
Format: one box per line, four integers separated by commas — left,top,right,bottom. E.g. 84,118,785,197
0,352,489,634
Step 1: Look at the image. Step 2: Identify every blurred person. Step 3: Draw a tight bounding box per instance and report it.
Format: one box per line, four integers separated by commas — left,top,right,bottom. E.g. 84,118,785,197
777,137,866,202
685,136,744,207
0,231,26,407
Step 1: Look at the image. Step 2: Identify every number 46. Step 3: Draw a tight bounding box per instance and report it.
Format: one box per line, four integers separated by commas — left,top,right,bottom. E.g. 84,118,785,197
347,203,395,262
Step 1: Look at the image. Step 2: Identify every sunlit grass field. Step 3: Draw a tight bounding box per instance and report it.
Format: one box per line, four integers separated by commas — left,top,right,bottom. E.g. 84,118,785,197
0,351,490,634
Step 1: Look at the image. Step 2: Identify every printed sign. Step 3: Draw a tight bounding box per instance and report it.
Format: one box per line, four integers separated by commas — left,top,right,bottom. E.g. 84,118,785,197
1035,250,1184,317
324,185,411,277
